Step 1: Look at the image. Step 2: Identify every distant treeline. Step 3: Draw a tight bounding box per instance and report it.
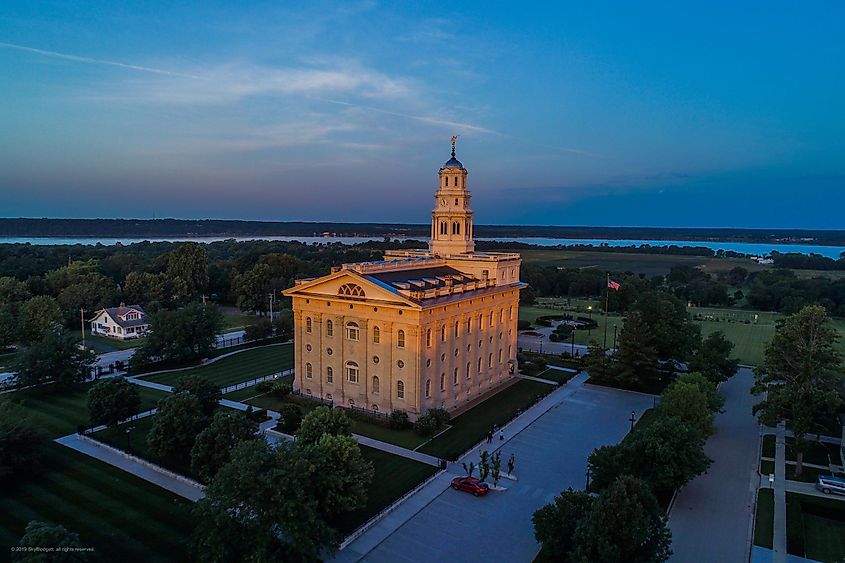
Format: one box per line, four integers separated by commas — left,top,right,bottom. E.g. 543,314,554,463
2,218,845,246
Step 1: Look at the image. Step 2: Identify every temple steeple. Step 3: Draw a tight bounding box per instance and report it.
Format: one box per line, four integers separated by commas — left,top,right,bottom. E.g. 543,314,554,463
429,137,474,256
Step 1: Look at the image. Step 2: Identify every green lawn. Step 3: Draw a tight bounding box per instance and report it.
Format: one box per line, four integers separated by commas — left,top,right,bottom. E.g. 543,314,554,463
754,488,774,548
336,446,436,534
7,383,169,438
92,414,194,478
0,443,194,562
139,344,294,388
786,492,845,562
349,418,430,450
534,368,572,384
418,379,554,459
222,311,258,331
786,464,827,483
761,459,775,475
762,434,776,459
519,305,624,348
82,333,145,353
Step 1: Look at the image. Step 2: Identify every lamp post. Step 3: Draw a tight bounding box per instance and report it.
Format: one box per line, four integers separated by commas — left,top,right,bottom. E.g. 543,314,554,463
570,330,575,357
126,425,135,453
613,325,618,350
585,466,592,491
587,305,593,336
629,411,636,433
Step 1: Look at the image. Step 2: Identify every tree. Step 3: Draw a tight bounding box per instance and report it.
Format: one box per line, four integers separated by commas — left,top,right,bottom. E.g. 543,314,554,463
573,475,672,563
462,461,476,478
0,304,18,349
533,488,594,562
123,271,168,307
173,374,222,416
272,309,294,340
491,451,502,487
278,404,303,433
133,303,223,367
630,291,700,361
193,434,373,560
56,274,117,326
233,263,272,315
296,406,351,444
12,521,88,562
752,305,844,476
689,331,739,384
147,392,208,464
190,411,258,483
507,452,516,476
0,276,31,306
0,400,42,479
673,371,725,413
19,296,63,344
584,341,613,383
16,330,96,389
244,318,273,342
478,450,490,482
657,379,715,438
87,377,141,429
613,311,659,389
167,243,209,302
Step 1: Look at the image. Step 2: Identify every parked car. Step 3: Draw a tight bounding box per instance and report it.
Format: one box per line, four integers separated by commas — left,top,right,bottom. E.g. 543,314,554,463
451,476,489,496
816,475,845,496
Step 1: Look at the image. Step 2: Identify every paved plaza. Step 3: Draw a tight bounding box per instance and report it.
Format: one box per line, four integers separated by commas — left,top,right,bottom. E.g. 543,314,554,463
339,380,655,563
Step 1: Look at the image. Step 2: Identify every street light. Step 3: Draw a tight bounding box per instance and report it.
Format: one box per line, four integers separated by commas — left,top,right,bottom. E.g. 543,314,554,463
570,329,575,357
587,305,593,336
629,411,636,433
613,325,618,350
126,425,135,452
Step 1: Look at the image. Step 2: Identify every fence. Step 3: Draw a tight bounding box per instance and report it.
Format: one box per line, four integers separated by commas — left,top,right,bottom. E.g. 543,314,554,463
219,369,294,395
79,407,158,436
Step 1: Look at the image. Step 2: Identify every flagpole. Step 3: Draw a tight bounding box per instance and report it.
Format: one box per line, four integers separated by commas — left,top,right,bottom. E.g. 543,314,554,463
603,273,610,349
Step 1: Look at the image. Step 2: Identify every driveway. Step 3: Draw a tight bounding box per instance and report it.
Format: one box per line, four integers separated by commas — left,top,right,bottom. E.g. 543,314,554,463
668,368,760,562
350,383,655,563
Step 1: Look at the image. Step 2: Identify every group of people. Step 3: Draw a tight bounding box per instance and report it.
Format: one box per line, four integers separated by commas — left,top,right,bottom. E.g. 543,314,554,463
486,427,504,444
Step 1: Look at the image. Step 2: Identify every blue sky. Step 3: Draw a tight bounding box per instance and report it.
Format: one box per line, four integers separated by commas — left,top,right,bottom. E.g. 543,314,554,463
1,1,843,228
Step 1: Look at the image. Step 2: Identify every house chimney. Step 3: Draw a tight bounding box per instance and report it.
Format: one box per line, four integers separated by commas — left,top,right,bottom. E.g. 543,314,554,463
119,302,125,308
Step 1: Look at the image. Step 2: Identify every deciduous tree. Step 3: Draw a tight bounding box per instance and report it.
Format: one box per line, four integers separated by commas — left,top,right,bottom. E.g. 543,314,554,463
133,303,223,367
87,377,141,429
296,406,351,445
190,411,257,483
19,296,63,344
173,374,222,416
167,243,209,302
0,400,42,480
533,488,594,562
689,331,739,384
147,392,208,464
16,330,95,389
12,521,88,562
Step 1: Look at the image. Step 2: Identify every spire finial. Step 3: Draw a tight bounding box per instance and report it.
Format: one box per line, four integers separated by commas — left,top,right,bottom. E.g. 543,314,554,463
450,135,458,158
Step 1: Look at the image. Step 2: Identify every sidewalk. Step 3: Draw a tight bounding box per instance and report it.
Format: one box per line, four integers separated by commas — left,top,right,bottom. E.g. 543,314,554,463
354,434,440,467
55,433,205,501
773,423,788,563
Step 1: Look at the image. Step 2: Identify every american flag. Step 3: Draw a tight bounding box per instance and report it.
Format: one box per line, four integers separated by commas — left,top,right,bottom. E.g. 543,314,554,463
607,278,621,291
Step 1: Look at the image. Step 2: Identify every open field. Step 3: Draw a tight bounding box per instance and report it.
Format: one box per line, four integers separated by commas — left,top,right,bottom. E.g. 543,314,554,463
418,379,554,459
7,383,170,438
516,248,768,277
787,492,845,562
82,333,145,353
222,311,258,331
139,344,293,388
337,446,437,534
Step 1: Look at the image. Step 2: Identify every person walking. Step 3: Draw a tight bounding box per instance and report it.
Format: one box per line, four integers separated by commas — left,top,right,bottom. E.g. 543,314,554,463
499,429,504,442
486,430,493,444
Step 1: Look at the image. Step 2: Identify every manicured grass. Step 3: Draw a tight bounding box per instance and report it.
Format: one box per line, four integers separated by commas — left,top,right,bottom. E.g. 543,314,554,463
140,344,293,388
336,446,436,534
786,492,845,561
762,434,776,459
533,368,572,384
0,443,194,562
82,333,145,352
349,418,429,450
786,437,842,467
754,488,774,548
418,379,554,459
7,383,170,439
222,311,257,330
519,305,624,348
786,464,827,483
761,459,775,475
92,415,195,478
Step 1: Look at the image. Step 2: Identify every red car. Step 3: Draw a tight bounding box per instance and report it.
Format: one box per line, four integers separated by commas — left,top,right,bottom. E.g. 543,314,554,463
451,476,489,496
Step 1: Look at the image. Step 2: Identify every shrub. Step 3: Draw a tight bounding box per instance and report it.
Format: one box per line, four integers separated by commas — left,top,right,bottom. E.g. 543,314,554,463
271,381,292,399
277,404,303,433
244,319,273,342
389,409,410,430
536,318,552,327
254,380,274,394
414,408,451,436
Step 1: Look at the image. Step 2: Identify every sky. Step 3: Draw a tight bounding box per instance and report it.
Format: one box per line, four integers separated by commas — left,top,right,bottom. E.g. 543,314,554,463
1,1,843,228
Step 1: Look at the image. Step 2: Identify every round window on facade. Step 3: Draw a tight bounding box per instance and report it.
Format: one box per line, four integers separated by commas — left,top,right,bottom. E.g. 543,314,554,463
306,344,312,352
440,353,446,362
467,344,471,351
326,348,333,356
372,355,380,364
454,349,458,357
397,360,405,368
426,359,431,367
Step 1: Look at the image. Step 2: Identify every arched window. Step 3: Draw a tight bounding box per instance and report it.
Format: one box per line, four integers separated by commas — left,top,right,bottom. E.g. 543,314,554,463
488,353,493,368
454,198,458,205
440,325,446,342
499,349,503,363
373,325,380,344
306,317,312,333
478,314,483,330
425,379,431,398
466,318,471,333
500,309,505,323
466,362,471,380
397,380,405,399
478,357,482,373
372,376,380,394
426,329,432,347
440,373,445,391
338,283,365,297
326,319,333,337
346,361,359,383
326,366,333,383
454,321,459,337
440,222,447,235
490,311,495,326
397,330,405,348
346,322,360,341
453,367,458,385
305,362,313,379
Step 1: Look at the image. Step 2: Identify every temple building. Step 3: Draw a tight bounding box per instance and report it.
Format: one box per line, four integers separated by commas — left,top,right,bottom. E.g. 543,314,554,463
283,140,525,418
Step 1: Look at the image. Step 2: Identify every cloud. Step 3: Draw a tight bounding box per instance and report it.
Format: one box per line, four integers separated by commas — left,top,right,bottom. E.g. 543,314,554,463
0,42,203,79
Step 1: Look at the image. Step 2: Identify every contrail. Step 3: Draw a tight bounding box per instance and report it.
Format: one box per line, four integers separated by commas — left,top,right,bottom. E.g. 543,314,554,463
0,42,204,79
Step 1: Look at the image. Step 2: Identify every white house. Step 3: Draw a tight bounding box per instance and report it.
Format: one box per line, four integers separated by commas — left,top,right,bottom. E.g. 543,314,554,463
90,304,149,340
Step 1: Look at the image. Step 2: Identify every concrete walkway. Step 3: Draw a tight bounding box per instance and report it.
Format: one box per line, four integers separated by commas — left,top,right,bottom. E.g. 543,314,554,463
519,374,560,385
55,433,205,501
334,373,655,562
668,368,762,563
773,423,788,563
354,434,440,467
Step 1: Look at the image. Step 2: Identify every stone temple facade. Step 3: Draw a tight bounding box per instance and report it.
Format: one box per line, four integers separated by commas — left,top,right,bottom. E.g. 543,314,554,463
283,142,524,418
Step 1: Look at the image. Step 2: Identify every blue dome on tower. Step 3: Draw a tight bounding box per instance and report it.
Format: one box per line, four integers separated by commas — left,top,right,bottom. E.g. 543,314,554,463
441,157,464,170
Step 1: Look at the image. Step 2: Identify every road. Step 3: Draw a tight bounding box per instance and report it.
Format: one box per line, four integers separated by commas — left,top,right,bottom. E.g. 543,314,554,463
668,367,760,563
347,382,654,563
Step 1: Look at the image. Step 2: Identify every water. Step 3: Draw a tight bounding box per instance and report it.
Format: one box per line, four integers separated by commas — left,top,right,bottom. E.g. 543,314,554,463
0,235,842,258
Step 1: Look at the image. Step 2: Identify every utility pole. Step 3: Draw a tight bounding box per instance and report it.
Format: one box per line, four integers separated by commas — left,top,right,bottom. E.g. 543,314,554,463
80,308,86,349
268,292,274,320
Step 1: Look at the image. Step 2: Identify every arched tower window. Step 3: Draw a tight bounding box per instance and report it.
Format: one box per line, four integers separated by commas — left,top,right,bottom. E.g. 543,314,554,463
425,379,431,398
305,317,312,333
397,380,405,399
326,320,333,337
372,376,380,394
440,221,448,235
426,329,432,347
397,330,405,348
326,366,333,383
305,362,313,379
440,373,445,390
373,326,380,344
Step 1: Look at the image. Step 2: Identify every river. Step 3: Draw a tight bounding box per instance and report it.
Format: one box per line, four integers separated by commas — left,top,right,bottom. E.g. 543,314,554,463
0,236,842,258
